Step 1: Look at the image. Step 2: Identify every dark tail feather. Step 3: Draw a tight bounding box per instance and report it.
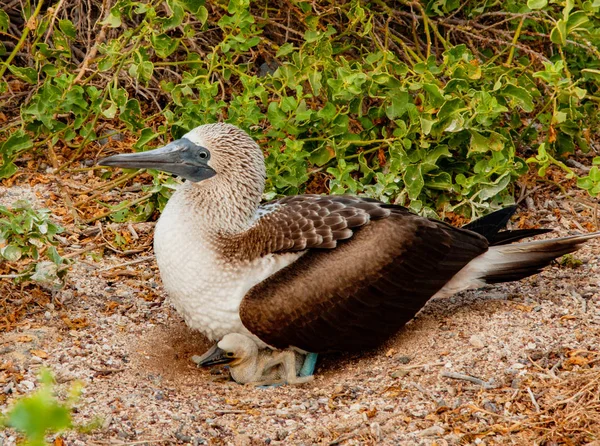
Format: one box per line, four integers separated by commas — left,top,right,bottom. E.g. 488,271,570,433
463,206,517,239
482,233,600,284
463,206,552,245
489,228,554,245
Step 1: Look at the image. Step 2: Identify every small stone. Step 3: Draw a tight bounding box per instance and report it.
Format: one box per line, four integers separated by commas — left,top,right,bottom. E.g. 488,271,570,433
469,335,485,349
19,380,35,391
234,435,252,446
391,369,409,378
416,425,445,437
44,311,52,320
395,355,411,364
4,382,15,394
370,422,381,441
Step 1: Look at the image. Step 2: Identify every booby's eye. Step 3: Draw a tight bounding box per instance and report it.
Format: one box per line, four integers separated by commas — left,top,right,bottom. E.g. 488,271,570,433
225,352,234,357
198,151,209,159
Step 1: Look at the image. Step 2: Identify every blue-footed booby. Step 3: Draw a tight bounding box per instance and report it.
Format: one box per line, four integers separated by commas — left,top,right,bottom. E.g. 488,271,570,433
99,123,600,359
191,333,312,386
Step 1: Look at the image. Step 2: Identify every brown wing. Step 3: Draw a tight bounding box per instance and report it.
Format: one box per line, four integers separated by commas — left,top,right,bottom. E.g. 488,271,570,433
219,195,392,261
239,210,489,352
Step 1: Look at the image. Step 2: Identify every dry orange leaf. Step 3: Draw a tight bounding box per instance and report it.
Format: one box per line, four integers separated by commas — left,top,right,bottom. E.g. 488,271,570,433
30,349,48,359
515,304,533,312
565,356,589,366
17,335,33,342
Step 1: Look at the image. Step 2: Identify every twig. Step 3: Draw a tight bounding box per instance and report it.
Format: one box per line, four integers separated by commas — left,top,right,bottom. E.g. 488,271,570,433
62,243,105,259
506,16,525,66
441,371,495,389
89,365,126,375
527,386,541,412
97,255,154,272
44,0,67,44
88,440,173,446
73,3,112,85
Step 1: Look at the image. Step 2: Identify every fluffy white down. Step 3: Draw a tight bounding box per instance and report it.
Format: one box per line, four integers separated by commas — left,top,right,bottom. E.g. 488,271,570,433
153,188,301,345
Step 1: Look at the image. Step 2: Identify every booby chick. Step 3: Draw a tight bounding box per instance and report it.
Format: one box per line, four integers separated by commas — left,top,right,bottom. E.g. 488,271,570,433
98,123,600,370
192,333,312,386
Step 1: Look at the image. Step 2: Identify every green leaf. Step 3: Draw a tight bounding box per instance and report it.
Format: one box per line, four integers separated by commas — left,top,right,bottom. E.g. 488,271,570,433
176,0,206,15
310,145,336,166
134,128,160,149
499,84,534,112
8,66,37,84
0,162,18,179
527,0,547,9
58,19,77,38
0,9,9,31
276,43,295,57
386,91,409,120
403,164,424,200
1,244,22,261
479,173,511,200
6,372,72,445
101,8,122,28
47,246,63,264
550,19,567,45
1,130,33,156
469,130,505,154
150,33,180,58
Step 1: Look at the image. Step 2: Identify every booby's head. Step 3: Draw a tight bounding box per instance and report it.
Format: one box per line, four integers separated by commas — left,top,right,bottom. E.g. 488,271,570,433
98,123,266,186
194,333,259,367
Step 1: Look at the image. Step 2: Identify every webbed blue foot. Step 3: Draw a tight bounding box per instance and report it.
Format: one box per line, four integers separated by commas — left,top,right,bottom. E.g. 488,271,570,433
299,352,319,377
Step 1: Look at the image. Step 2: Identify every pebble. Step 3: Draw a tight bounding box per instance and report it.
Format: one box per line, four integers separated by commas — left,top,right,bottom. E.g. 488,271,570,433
469,335,485,349
395,355,411,364
370,422,381,441
19,380,35,391
3,382,14,394
416,425,445,437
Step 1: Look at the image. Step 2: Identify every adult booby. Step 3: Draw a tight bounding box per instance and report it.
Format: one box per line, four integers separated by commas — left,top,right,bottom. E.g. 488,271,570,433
192,333,312,386
99,123,599,358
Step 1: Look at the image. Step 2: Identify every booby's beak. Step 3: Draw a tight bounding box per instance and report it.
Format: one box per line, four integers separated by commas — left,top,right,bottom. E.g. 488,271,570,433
98,138,216,182
192,344,234,367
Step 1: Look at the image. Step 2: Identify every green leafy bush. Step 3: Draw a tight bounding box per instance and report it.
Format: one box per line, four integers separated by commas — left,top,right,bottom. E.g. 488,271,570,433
0,200,66,285
1,369,82,446
1,0,599,218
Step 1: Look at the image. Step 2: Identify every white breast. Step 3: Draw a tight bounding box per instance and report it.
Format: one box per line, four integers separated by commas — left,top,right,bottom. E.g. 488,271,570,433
153,190,301,344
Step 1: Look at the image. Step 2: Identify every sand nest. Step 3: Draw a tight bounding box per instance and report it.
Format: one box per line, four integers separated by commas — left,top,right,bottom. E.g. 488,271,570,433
1,181,599,445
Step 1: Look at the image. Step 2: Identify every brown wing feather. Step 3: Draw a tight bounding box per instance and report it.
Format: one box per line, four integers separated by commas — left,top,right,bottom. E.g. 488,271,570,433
220,195,392,261
239,212,489,352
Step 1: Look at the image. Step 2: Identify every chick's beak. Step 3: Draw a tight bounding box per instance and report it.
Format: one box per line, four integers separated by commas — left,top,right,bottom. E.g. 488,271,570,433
191,344,234,367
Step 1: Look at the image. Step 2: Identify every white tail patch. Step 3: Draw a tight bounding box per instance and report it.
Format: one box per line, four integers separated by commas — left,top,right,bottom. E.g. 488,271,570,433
433,232,600,299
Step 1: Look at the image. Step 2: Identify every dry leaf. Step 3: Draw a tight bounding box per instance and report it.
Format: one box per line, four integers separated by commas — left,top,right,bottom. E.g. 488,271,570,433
30,349,48,359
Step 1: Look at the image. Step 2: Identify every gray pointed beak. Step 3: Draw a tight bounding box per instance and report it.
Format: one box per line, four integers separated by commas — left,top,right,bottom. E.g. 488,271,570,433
98,138,216,183
191,344,233,367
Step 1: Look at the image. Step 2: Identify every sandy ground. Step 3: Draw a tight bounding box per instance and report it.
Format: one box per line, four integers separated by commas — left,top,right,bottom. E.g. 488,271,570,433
1,182,600,446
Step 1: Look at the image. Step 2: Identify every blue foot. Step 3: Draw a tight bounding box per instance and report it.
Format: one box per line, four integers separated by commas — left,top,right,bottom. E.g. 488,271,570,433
299,352,319,377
